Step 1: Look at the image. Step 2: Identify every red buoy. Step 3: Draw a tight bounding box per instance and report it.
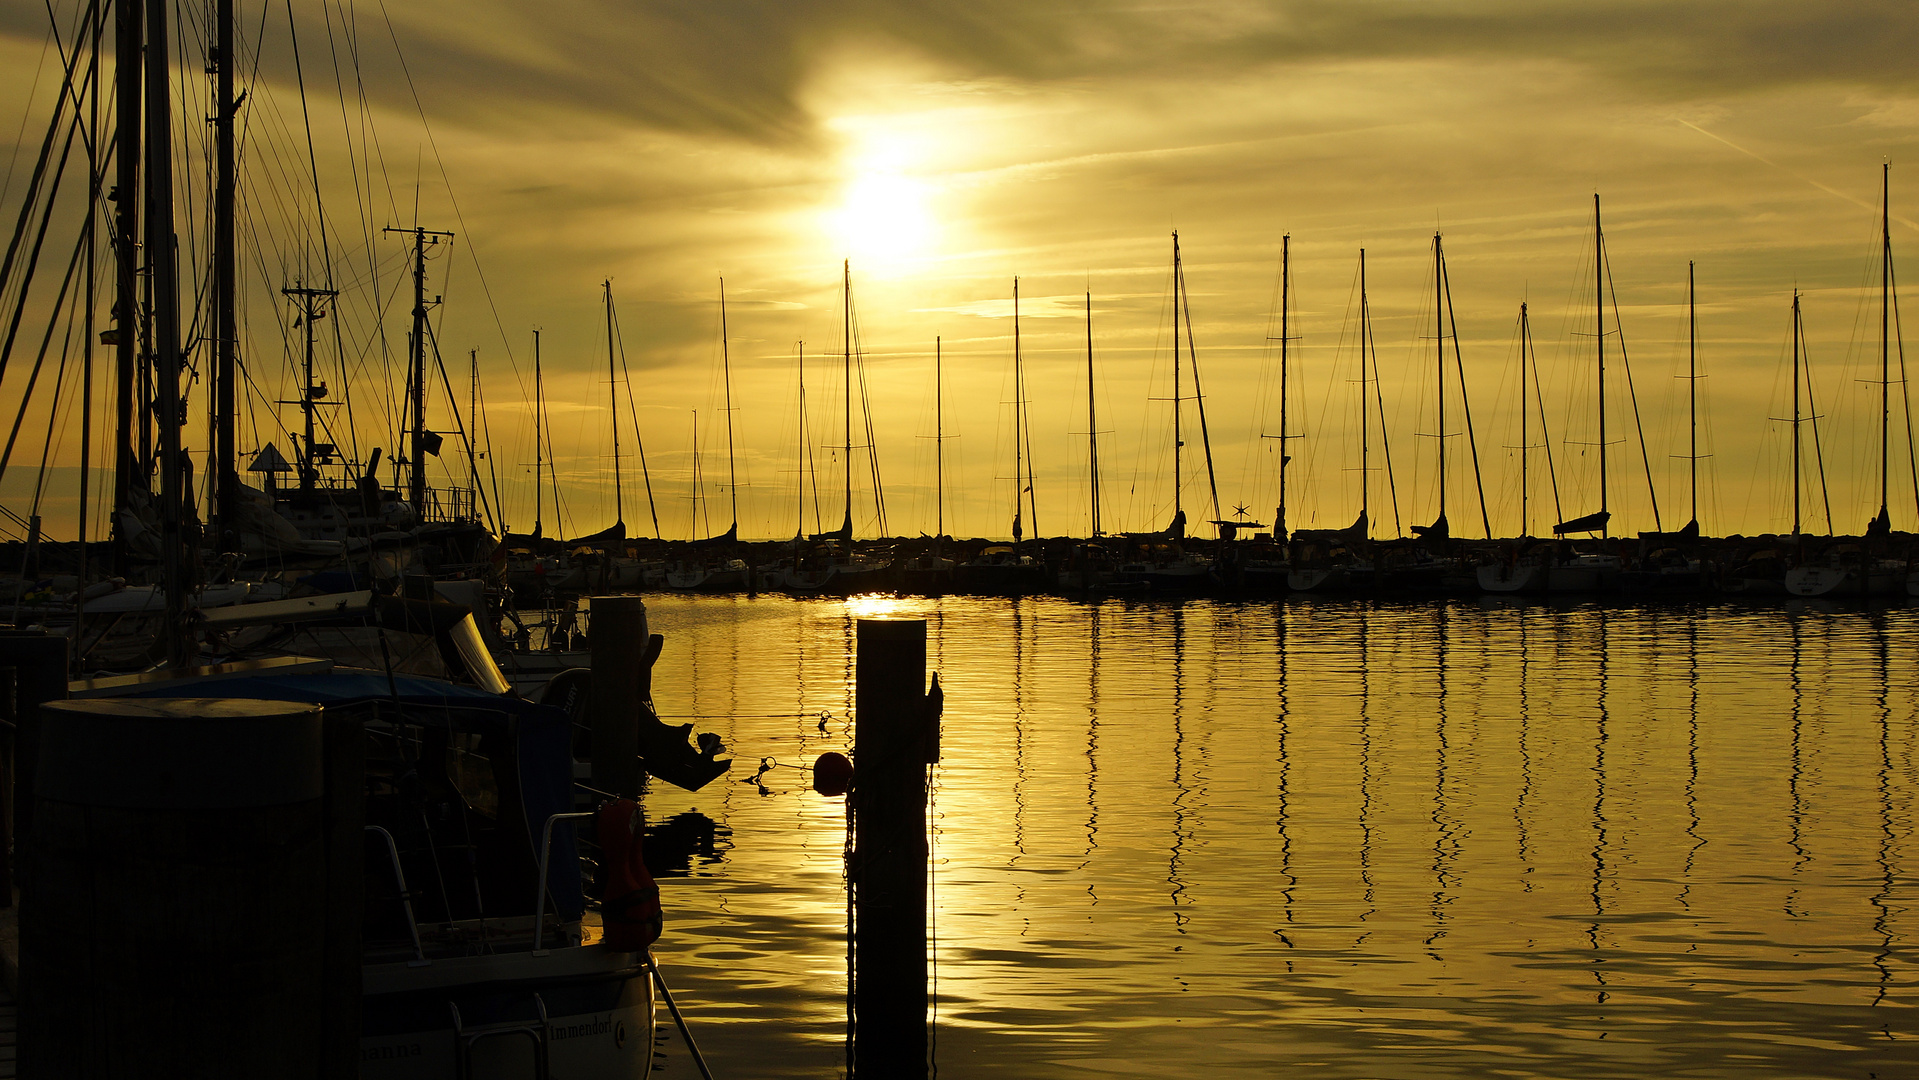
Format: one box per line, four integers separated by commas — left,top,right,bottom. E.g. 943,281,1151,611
813,751,853,797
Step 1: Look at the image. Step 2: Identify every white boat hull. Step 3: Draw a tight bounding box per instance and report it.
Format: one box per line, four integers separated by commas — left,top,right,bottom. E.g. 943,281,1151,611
361,945,653,1080
1785,565,1902,598
1475,562,1544,594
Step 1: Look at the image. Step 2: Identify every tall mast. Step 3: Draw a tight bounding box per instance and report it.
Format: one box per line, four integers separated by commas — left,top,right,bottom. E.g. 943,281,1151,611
1521,302,1530,537
936,335,946,541
1434,233,1446,525
606,281,622,526
111,0,140,576
1278,234,1290,539
282,284,335,491
382,225,453,514
213,0,237,546
469,348,480,506
1688,262,1698,527
1172,233,1183,526
842,260,853,539
1012,278,1025,544
720,277,737,530
796,341,805,540
533,329,544,536
1792,291,1802,537
79,0,99,661
1359,249,1370,532
1086,294,1100,538
147,0,188,662
1881,164,1892,526
408,229,427,512
689,410,700,538
1595,194,1608,537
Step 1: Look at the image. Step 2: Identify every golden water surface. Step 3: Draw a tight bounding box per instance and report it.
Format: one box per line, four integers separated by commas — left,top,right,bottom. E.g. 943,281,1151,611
634,595,1917,1078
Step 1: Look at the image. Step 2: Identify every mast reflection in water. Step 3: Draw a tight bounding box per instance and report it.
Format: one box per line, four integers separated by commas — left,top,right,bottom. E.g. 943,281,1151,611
634,594,1917,1078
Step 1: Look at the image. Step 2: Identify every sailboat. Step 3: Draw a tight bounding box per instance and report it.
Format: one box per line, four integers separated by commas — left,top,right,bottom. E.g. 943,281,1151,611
1529,199,1631,591
1058,294,1124,592
1478,301,1554,594
815,261,894,594
667,280,749,592
1393,231,1486,592
1116,232,1219,591
0,5,736,1074
1288,247,1379,593
758,340,828,592
1620,262,1709,594
898,337,960,594
956,280,1051,595
1732,290,1823,597
1790,167,1908,598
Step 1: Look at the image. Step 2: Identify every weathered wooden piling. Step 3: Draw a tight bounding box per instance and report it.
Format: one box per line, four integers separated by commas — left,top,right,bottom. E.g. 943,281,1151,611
850,618,940,1078
19,697,357,1079
589,595,649,798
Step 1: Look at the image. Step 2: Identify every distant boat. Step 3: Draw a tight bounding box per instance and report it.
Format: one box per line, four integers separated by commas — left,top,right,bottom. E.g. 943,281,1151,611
1112,233,1218,592
957,279,1049,595
1788,167,1907,599
1289,248,1382,593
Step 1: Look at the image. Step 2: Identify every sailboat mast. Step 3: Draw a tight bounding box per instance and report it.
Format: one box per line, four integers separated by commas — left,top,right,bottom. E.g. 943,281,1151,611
1882,164,1892,523
408,229,428,512
533,329,543,535
690,410,700,538
1278,234,1290,539
1086,294,1100,538
1013,278,1025,543
1689,262,1698,527
1359,249,1370,532
213,0,237,544
1521,302,1530,537
1792,291,1802,536
721,277,737,530
1434,233,1446,523
111,0,139,575
796,341,805,539
1595,194,1608,536
606,281,622,526
1173,233,1183,525
842,260,853,538
147,0,190,662
936,335,945,541
469,349,480,504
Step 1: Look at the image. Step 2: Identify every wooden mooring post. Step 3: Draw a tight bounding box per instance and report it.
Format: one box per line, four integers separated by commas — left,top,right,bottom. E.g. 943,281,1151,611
589,595,650,799
850,618,941,1078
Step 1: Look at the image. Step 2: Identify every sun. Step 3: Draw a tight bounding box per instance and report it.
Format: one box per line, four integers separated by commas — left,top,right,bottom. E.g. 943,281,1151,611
825,153,939,270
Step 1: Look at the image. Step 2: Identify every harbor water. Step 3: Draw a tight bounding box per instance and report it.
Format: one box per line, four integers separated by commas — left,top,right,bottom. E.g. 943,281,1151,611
634,594,1917,1078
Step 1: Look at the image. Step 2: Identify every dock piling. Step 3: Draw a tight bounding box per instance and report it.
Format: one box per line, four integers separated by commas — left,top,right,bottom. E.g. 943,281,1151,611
589,595,649,798
849,618,939,1078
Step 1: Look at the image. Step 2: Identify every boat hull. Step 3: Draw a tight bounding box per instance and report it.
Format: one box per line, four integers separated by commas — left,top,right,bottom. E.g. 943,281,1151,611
1475,562,1544,594
361,946,653,1080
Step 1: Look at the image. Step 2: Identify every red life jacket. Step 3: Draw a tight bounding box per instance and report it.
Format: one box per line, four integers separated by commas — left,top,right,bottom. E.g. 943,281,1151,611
597,799,662,951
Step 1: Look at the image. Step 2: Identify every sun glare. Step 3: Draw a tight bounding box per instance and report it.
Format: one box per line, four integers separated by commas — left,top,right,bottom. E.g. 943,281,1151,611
824,133,940,270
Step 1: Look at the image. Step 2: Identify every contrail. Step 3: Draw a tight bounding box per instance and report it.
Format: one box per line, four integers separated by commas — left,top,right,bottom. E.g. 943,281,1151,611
1677,118,1919,233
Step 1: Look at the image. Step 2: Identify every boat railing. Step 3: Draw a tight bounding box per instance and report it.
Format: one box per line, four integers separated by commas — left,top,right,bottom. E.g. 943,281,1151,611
365,825,429,967
450,995,550,1079
531,811,596,956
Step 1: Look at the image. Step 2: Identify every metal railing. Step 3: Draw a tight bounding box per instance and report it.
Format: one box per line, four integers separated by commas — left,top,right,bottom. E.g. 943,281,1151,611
365,825,429,966
530,811,595,956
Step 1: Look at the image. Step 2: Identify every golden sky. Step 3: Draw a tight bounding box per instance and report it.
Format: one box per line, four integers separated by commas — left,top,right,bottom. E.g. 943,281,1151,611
5,1,1919,541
